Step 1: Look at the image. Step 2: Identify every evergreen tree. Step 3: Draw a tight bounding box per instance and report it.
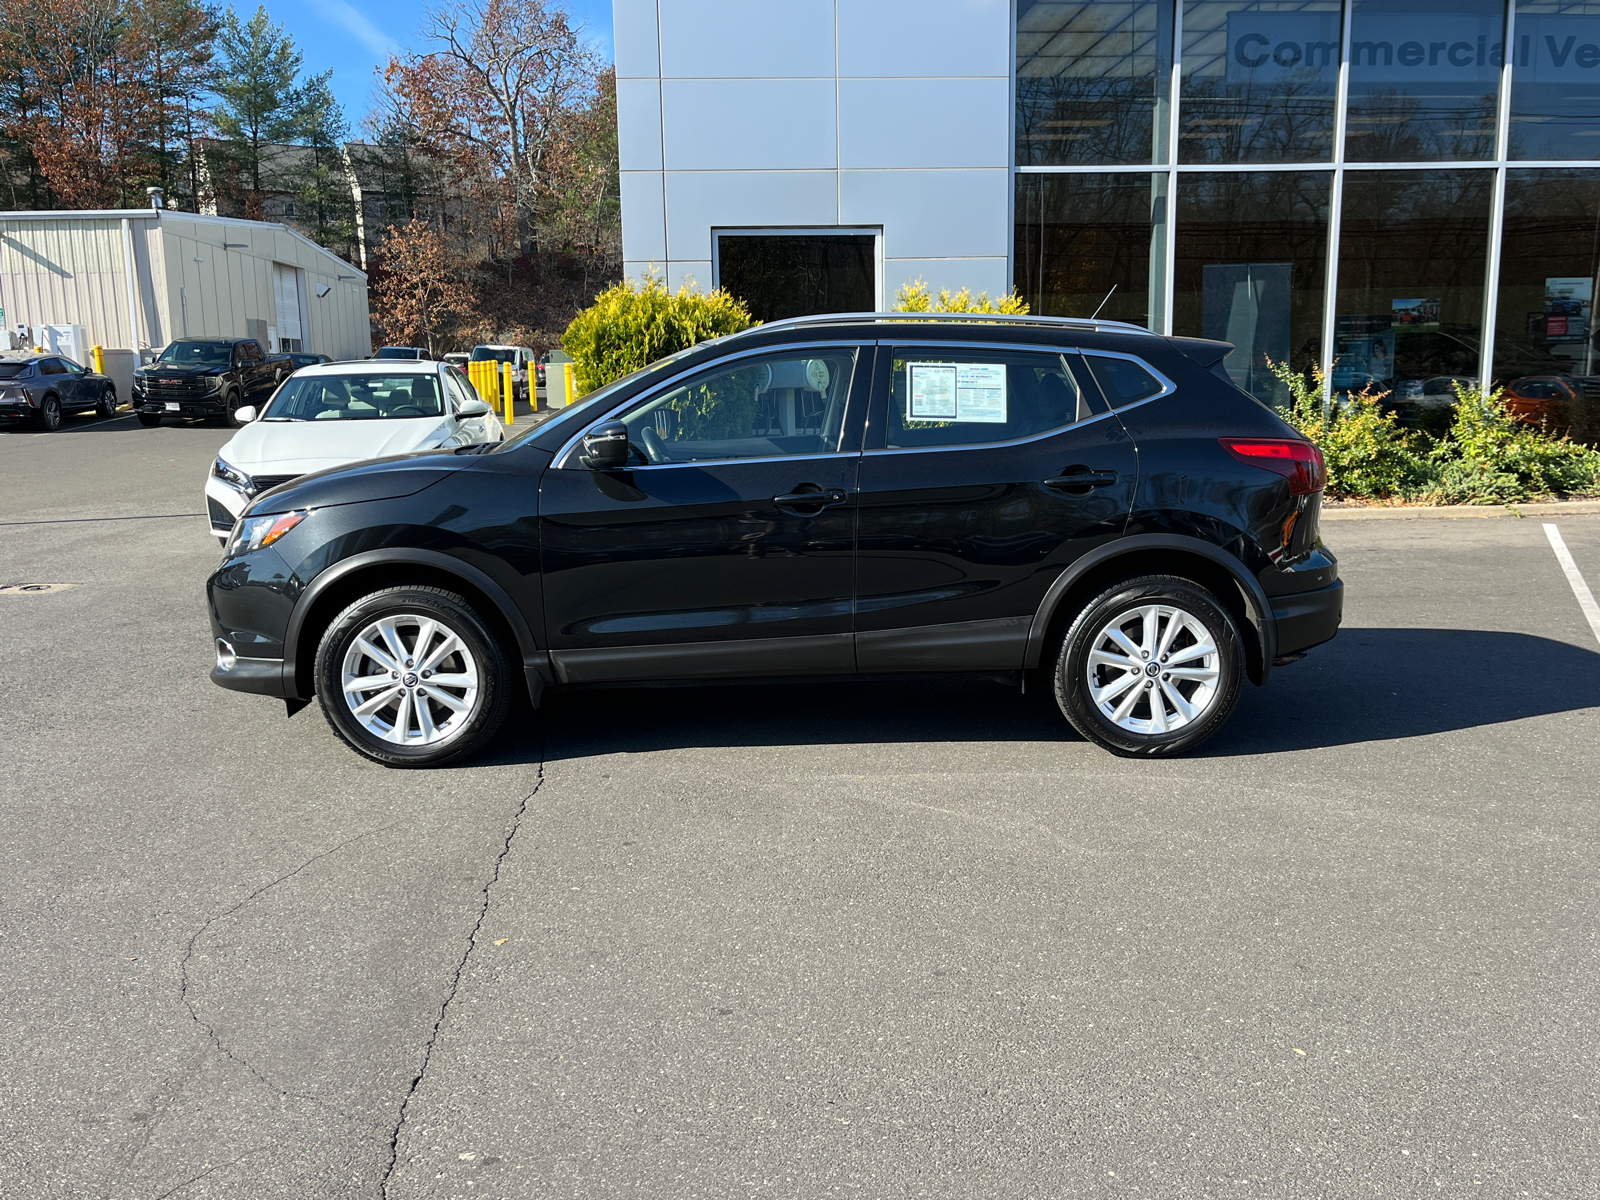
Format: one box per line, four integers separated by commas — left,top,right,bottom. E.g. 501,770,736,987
212,4,300,210
291,69,356,257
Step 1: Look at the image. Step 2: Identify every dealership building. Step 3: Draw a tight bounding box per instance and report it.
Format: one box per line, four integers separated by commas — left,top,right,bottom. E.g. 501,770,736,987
615,0,1600,401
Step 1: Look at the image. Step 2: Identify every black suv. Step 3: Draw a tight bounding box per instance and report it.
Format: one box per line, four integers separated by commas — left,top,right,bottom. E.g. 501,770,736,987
207,314,1341,765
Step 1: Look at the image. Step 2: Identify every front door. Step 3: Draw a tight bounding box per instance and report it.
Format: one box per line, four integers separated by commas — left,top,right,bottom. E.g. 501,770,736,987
539,345,870,684
854,342,1140,672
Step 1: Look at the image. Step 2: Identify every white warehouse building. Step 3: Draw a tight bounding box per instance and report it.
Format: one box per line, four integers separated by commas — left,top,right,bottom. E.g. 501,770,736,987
0,206,371,397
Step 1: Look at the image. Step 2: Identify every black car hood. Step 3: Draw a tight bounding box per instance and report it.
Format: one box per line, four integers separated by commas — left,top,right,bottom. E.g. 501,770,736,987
245,447,473,516
141,363,223,376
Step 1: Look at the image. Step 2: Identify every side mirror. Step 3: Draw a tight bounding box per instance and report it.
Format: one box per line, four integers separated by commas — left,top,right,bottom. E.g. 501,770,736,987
455,398,490,419
234,405,258,423
580,421,631,470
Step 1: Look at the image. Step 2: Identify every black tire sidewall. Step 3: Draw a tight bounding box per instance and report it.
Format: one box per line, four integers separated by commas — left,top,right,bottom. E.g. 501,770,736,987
1055,575,1244,757
314,586,512,767
98,386,117,417
37,395,61,430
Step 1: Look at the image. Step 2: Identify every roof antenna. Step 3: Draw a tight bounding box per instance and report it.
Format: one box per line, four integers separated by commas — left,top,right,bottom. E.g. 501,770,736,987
1089,283,1118,320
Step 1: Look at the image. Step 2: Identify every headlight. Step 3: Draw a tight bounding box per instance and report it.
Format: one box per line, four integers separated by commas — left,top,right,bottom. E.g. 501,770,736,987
226,510,309,557
203,375,224,391
211,456,253,495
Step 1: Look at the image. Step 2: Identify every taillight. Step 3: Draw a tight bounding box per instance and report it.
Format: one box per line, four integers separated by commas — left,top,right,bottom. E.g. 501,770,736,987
1220,438,1326,495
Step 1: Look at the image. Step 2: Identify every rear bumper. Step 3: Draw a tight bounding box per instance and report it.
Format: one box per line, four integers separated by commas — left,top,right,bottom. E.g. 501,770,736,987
1271,579,1344,656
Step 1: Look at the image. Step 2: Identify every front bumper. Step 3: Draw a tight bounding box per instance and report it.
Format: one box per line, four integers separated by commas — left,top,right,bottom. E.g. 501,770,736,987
138,392,226,418
204,477,249,539
211,653,291,697
1271,579,1344,657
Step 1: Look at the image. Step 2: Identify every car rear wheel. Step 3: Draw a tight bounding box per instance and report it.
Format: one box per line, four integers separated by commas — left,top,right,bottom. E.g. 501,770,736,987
136,412,163,427
97,385,118,417
34,394,61,431
1054,575,1244,757
314,586,512,768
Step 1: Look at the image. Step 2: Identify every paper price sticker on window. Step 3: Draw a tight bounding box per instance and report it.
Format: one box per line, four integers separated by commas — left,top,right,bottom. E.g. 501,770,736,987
907,362,1008,423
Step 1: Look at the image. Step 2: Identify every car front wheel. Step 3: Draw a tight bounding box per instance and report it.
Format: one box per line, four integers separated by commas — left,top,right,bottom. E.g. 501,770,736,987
97,385,118,417
1054,575,1244,757
313,586,512,767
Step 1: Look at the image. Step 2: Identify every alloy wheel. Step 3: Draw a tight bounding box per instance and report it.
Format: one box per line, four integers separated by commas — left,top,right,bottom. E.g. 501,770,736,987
1084,603,1221,736
340,613,480,747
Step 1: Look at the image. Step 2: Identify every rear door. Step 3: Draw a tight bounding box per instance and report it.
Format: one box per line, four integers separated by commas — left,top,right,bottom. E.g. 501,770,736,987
539,343,869,684
853,342,1142,672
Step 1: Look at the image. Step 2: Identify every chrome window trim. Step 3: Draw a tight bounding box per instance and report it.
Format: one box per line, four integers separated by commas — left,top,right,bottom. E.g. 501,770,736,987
865,342,1175,455
551,340,867,470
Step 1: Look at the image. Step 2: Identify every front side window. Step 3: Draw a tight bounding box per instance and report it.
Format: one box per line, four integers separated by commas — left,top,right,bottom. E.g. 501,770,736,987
885,348,1104,449
445,368,480,411
610,349,859,465
261,373,446,420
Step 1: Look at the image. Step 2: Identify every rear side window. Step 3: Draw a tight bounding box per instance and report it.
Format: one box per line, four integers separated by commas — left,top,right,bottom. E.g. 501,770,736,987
1085,354,1166,408
39,359,67,376
884,348,1103,450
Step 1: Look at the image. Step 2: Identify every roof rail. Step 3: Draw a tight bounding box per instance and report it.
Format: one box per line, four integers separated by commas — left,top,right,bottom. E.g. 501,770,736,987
741,311,1157,337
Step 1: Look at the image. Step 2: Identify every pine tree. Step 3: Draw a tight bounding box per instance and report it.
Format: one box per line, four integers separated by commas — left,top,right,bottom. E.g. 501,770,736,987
211,4,300,211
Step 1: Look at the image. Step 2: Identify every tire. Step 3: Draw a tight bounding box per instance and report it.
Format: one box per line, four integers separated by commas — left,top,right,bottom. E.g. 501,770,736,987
35,394,61,431
97,385,118,417
314,585,512,768
1053,574,1244,758
136,412,163,427
218,391,247,428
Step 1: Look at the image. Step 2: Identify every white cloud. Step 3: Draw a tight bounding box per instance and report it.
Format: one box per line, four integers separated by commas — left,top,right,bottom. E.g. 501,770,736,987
312,0,403,61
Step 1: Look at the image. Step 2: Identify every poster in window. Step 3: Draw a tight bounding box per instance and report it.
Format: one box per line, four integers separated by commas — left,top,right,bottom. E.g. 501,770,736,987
1543,277,1593,347
905,362,1008,423
1391,298,1440,331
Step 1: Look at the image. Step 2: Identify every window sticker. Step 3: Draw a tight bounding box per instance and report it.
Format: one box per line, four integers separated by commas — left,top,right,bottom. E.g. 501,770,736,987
906,361,1008,423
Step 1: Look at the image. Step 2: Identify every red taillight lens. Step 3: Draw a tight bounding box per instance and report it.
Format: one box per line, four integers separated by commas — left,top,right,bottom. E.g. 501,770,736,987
1220,438,1326,495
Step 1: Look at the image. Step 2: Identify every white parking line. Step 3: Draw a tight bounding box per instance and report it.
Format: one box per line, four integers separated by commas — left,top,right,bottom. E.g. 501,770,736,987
1543,523,1600,648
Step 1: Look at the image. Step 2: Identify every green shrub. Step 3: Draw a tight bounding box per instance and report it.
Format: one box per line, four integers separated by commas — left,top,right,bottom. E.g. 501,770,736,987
561,275,755,395
1423,383,1600,504
893,279,1029,314
1270,363,1434,501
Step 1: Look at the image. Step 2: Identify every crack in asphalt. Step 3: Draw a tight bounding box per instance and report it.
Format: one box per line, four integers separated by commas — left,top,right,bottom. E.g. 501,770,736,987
176,830,377,1104
379,766,545,1199
150,1145,273,1200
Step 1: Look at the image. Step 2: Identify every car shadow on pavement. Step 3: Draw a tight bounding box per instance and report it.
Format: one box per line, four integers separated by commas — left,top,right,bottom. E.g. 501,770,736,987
508,627,1600,764
1207,626,1600,755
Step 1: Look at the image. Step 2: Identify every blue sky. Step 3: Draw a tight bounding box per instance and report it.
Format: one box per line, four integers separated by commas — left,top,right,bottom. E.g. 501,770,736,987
262,0,616,133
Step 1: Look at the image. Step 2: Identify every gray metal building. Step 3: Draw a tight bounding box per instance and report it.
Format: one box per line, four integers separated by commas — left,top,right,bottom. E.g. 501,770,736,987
0,207,371,397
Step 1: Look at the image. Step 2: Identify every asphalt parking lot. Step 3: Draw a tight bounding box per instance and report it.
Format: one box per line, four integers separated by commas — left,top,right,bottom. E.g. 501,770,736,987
3,411,1599,1199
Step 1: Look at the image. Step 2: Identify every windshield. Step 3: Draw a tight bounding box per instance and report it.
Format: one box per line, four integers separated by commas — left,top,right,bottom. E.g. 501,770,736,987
470,347,516,364
262,373,445,420
0,363,29,379
374,347,420,359
158,342,231,366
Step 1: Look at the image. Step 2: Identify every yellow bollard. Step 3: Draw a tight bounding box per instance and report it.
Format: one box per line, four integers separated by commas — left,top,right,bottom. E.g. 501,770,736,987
92,345,104,375
565,362,577,407
502,361,514,426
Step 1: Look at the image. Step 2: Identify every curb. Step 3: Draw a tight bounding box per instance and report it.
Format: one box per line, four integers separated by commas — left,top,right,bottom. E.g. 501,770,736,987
1322,499,1600,521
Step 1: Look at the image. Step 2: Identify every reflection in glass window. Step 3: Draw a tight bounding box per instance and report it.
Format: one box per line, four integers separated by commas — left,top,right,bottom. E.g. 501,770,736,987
619,351,858,463
1017,0,1176,165
1179,0,1342,163
1333,170,1493,401
715,235,876,322
1343,0,1503,161
1175,172,1331,405
886,350,1102,449
1016,173,1170,328
1492,170,1600,389
1510,0,1600,158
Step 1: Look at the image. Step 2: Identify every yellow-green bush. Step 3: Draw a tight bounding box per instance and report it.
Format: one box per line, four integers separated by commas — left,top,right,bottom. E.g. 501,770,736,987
1271,363,1600,504
893,279,1029,314
561,275,754,395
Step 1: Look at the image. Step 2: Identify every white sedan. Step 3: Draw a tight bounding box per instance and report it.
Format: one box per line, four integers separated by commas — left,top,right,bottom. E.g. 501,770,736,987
204,360,503,541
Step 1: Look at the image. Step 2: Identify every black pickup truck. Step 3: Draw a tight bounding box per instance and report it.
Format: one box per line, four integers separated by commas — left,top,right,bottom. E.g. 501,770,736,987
133,338,292,427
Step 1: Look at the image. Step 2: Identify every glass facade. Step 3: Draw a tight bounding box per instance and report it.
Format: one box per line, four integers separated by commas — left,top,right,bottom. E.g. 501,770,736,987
1014,0,1600,407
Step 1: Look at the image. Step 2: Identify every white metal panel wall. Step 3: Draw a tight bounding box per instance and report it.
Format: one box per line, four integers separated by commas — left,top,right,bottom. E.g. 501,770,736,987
0,217,146,350
617,0,1014,303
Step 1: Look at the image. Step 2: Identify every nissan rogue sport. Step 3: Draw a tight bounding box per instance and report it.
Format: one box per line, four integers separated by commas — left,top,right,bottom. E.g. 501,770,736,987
206,313,1342,766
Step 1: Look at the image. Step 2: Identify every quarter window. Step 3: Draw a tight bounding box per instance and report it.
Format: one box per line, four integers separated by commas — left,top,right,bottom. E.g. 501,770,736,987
1084,354,1167,406
885,349,1103,449
611,349,858,464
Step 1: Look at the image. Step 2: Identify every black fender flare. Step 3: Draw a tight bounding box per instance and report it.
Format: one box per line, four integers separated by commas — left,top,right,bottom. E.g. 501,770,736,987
1023,533,1276,678
283,548,545,699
